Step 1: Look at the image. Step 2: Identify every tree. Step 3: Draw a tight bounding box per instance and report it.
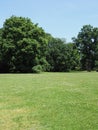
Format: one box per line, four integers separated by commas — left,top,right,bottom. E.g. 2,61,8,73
72,25,97,71
0,16,48,72
65,43,80,71
93,27,98,70
46,37,80,72
46,37,65,71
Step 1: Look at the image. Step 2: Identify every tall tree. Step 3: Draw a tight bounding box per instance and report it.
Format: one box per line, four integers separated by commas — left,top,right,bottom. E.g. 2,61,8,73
93,27,98,70
1,16,48,72
73,25,97,71
47,37,80,72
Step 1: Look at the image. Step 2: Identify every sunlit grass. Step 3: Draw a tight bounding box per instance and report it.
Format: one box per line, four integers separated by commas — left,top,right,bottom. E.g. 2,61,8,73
0,72,98,130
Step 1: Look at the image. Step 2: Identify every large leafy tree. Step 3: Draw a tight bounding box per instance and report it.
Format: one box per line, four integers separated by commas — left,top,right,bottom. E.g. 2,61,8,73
65,43,80,71
47,37,80,72
47,37,67,72
73,25,98,71
93,27,98,70
1,16,48,72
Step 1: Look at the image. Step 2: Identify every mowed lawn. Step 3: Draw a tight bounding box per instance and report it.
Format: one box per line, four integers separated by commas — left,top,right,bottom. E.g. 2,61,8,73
0,72,98,130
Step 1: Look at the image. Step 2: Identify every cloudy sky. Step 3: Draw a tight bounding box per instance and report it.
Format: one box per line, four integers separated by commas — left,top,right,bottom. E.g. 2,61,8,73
0,0,98,42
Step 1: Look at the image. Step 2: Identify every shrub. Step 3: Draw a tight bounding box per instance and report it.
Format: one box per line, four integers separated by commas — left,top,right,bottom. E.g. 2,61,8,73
32,65,43,73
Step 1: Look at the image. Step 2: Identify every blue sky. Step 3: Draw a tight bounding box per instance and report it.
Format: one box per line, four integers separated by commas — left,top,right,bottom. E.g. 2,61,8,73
0,0,98,42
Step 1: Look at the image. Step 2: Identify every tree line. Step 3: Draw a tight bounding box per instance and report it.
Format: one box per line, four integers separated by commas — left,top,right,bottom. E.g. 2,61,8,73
0,16,98,73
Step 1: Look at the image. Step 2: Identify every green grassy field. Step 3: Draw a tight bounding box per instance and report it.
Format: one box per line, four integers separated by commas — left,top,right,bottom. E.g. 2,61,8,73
0,72,98,130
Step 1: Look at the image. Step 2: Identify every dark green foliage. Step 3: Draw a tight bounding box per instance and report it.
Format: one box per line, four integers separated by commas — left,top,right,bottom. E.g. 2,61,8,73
0,16,48,73
73,25,98,71
46,37,80,72
0,16,98,72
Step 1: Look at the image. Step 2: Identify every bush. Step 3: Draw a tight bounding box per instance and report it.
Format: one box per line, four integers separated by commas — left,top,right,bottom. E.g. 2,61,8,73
32,65,43,73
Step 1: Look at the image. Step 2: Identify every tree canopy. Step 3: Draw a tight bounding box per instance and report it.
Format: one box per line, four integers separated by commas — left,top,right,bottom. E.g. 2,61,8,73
0,16,48,72
73,25,98,71
0,16,98,73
